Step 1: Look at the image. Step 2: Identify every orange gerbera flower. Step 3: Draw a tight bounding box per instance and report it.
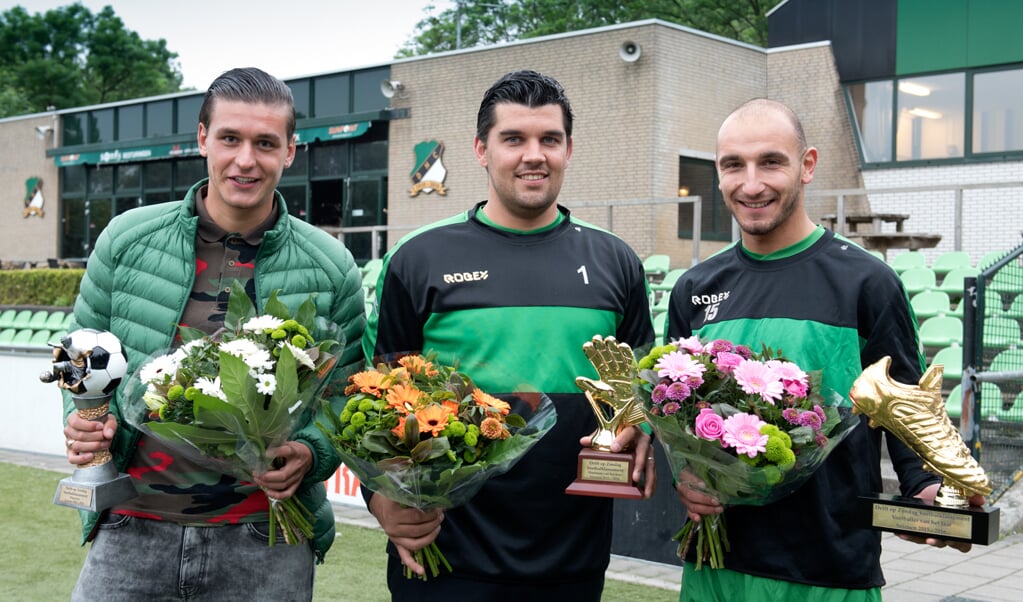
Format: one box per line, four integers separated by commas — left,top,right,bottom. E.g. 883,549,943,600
440,400,460,417
348,370,390,397
391,415,407,438
386,384,424,412
415,404,449,436
399,355,439,378
480,416,510,440
472,388,511,416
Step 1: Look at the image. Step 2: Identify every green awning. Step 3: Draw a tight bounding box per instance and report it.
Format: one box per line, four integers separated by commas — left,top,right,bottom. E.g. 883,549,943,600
55,141,200,166
295,121,370,143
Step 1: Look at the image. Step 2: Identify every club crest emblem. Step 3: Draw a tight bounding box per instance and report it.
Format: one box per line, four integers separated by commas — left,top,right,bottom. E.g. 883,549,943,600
410,140,447,197
23,177,44,218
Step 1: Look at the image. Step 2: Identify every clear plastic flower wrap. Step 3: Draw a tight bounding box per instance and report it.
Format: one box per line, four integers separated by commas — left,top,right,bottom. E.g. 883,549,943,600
121,285,346,546
318,352,558,579
635,337,861,569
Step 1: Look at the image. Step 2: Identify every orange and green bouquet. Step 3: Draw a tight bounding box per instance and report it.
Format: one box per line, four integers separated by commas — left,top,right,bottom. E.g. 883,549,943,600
320,352,557,580
636,336,860,569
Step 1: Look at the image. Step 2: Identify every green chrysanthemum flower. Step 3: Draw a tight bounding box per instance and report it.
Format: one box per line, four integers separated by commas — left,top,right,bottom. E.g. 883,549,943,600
291,334,307,349
358,399,376,412
167,384,184,400
443,421,467,438
271,328,288,340
350,412,367,428
184,386,200,401
764,435,791,463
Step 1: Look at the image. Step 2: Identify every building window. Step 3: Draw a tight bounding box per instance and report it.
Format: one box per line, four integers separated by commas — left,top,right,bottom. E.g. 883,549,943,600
313,74,349,118
677,157,729,241
118,105,144,141
147,100,173,137
973,68,1023,154
847,80,893,162
896,73,965,161
290,79,310,119
89,109,115,144
176,96,203,134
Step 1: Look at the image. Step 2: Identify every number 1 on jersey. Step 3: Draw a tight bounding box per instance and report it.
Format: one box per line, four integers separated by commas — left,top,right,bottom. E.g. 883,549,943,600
577,265,589,285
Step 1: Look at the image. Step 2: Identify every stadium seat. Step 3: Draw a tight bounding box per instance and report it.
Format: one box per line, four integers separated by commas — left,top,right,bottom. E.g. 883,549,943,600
990,349,1023,374
918,316,963,349
0,328,15,344
28,329,52,347
650,291,671,316
1006,295,1023,319
931,251,971,276
361,258,383,291
44,311,67,330
0,309,16,329
26,310,49,330
650,268,685,301
11,329,32,344
900,267,936,296
653,312,667,345
937,266,979,298
10,310,33,329
889,250,927,273
982,316,1022,349
910,290,951,320
989,264,1023,296
951,289,1003,317
930,345,963,382
643,254,670,281
978,250,1007,270
945,385,963,419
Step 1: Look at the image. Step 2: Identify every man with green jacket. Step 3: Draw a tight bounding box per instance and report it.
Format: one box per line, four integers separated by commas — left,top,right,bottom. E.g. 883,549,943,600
61,67,365,601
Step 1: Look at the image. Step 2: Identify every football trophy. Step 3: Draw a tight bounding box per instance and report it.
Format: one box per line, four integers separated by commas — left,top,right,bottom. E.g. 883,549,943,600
566,335,646,499
850,356,999,544
40,328,137,511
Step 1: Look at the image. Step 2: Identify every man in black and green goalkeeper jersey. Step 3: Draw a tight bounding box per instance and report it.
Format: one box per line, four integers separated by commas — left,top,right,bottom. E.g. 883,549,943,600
668,98,983,602
362,70,655,600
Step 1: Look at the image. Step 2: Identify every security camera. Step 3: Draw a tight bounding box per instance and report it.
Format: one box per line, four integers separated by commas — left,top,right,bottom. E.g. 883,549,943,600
381,79,404,99
619,40,641,63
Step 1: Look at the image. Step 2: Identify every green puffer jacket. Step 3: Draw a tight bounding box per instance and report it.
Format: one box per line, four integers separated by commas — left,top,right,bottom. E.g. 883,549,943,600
64,179,366,562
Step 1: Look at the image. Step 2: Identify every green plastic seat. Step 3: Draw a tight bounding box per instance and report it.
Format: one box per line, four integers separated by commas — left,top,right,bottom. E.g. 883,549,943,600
26,310,49,330
900,267,936,296
990,349,1023,373
937,266,980,298
0,328,16,344
910,290,951,320
1006,295,1023,319
650,291,671,316
11,329,33,344
931,251,971,276
0,309,16,329
978,250,1008,270
989,264,1023,296
945,385,962,419
653,312,667,346
650,268,686,294
889,250,926,273
930,345,963,382
44,311,67,329
919,316,963,349
982,316,1022,349
28,329,52,346
643,254,670,280
10,310,33,329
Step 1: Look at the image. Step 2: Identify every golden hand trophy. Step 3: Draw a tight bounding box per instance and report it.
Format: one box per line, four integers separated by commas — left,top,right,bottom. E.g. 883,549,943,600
849,356,999,544
565,335,646,499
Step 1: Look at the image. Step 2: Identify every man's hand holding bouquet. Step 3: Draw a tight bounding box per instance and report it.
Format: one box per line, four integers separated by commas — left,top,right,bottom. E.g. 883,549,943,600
122,284,345,546
319,353,557,580
636,336,860,569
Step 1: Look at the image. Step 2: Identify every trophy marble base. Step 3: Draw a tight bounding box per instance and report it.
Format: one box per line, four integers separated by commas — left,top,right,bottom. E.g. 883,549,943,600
565,449,643,499
856,493,999,545
54,463,137,512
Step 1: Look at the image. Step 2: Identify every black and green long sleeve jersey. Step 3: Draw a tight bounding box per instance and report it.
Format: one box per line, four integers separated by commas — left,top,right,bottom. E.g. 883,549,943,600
667,226,940,589
363,201,654,587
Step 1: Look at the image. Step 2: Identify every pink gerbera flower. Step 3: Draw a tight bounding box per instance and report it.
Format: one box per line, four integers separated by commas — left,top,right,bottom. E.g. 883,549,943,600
721,413,769,457
656,351,707,384
733,360,785,404
675,336,705,355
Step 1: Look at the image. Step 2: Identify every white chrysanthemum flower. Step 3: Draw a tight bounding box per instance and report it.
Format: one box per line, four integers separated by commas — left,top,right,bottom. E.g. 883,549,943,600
140,354,178,385
195,376,226,400
171,338,206,362
243,315,285,332
142,390,168,412
281,341,316,370
256,373,277,395
247,348,274,372
220,338,262,361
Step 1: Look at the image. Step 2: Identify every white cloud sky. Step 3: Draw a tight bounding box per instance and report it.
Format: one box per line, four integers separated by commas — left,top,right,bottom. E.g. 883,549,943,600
12,0,452,89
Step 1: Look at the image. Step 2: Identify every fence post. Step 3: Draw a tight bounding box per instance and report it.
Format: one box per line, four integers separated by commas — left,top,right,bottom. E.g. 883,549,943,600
961,275,981,460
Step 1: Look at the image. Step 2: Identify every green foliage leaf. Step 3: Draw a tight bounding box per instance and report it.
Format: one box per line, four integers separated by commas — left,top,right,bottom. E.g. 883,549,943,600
224,280,257,331
217,350,261,425
145,421,237,448
263,289,291,321
411,437,450,463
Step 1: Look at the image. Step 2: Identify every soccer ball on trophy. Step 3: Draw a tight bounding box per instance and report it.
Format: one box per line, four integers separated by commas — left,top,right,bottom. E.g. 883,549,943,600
40,328,128,398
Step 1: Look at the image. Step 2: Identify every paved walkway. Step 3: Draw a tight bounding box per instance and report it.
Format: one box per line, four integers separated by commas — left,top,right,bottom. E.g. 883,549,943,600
5,448,1022,600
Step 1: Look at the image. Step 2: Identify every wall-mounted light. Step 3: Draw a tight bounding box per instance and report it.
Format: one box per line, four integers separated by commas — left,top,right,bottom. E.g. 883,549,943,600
35,125,53,140
898,81,931,97
908,107,942,119
677,186,690,197
381,79,405,99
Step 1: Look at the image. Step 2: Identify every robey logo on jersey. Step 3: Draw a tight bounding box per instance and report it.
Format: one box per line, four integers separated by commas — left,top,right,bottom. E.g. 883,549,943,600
443,270,489,284
692,290,730,322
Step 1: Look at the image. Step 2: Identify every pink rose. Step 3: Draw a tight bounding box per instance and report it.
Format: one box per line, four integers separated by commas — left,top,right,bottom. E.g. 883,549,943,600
694,407,724,441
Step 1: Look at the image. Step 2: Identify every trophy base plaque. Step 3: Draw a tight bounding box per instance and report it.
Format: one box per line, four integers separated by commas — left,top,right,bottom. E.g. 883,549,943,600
856,493,1000,545
54,464,137,512
565,449,643,499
